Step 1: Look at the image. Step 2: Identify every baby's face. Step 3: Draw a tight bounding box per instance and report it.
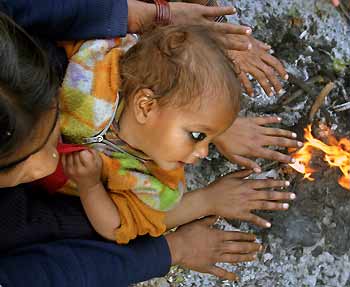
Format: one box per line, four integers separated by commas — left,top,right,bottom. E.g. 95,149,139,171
140,94,237,171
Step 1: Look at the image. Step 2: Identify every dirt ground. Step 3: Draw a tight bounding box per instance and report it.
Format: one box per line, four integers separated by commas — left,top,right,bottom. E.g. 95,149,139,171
136,0,350,286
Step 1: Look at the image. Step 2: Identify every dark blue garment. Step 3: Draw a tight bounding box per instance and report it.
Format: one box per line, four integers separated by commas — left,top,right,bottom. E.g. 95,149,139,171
0,0,128,39
0,236,171,287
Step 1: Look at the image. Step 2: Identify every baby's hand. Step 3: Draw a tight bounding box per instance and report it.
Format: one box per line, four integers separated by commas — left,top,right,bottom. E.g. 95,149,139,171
214,116,303,172
204,170,295,228
62,150,102,190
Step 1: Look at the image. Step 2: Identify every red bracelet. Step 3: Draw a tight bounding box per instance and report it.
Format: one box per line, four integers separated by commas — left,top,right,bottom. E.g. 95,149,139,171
153,0,171,25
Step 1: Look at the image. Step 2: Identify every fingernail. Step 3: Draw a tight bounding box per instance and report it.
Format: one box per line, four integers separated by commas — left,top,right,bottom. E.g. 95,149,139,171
285,181,290,186
292,132,297,138
266,222,271,228
290,193,296,200
290,158,296,163
253,254,258,259
283,203,289,209
247,43,252,49
259,245,264,251
246,28,252,34
278,89,286,96
284,74,289,80
253,167,262,173
297,141,304,147
232,7,237,13
269,92,274,97
266,44,272,49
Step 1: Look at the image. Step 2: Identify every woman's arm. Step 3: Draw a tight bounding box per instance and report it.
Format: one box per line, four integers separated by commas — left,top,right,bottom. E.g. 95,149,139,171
0,0,128,39
0,236,171,287
0,187,97,252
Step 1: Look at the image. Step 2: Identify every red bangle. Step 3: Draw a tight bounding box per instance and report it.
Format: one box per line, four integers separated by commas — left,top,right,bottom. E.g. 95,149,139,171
153,0,171,25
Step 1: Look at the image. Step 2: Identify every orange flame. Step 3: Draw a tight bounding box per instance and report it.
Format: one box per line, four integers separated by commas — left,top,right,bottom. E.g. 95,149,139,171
289,125,350,190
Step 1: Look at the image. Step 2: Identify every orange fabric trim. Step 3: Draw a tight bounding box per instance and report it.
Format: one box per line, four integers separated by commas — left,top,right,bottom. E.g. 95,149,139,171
58,41,85,59
111,190,166,244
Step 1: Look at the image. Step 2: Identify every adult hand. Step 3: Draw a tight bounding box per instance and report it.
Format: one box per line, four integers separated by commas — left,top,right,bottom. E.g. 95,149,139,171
214,117,303,171
166,216,261,281
127,0,253,51
229,36,288,96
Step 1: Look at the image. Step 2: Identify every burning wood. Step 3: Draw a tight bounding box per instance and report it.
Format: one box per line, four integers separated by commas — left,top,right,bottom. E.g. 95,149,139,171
289,125,350,190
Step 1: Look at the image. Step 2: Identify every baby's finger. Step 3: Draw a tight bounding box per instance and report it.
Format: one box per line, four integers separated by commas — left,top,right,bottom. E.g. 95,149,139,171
61,154,67,169
238,72,254,96
262,135,302,148
252,190,296,201
255,147,294,164
65,154,75,176
79,150,94,167
66,154,74,169
261,52,288,80
229,155,261,173
261,126,297,139
246,213,271,228
207,266,239,281
249,179,290,190
73,152,83,168
251,201,290,212
252,116,282,126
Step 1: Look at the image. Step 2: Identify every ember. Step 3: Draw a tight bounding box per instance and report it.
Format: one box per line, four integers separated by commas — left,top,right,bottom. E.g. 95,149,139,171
289,125,350,190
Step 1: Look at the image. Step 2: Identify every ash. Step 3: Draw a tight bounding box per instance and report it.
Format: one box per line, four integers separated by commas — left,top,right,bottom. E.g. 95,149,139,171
136,0,350,286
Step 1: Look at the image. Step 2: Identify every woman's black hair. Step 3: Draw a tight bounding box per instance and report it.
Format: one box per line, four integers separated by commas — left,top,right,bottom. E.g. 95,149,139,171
0,12,59,159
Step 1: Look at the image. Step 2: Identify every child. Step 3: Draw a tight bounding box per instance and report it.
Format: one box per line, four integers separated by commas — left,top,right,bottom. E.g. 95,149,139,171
47,25,293,243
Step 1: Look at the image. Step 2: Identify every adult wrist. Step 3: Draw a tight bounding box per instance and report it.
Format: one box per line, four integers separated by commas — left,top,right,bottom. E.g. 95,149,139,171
127,0,156,33
165,231,184,266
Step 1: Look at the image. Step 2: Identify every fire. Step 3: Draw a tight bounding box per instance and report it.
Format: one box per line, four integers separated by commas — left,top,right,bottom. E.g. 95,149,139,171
289,125,350,190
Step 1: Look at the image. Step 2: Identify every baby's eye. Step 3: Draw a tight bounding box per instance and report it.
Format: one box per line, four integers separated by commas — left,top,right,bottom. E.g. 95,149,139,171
190,132,207,141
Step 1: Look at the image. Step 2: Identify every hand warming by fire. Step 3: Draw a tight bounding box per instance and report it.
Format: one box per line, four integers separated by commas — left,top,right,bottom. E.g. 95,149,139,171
289,124,350,190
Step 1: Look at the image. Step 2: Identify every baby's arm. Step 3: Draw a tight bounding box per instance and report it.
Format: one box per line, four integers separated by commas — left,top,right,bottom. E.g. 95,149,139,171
62,150,120,241
164,170,295,230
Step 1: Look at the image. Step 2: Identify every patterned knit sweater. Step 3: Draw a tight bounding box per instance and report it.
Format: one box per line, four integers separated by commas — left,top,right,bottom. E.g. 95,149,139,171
57,36,186,243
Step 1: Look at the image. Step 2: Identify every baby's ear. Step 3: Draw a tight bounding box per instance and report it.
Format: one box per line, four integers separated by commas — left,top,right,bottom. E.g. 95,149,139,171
132,88,159,124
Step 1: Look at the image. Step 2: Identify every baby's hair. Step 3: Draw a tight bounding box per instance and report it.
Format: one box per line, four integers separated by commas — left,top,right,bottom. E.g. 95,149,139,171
121,24,240,111
0,12,59,159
